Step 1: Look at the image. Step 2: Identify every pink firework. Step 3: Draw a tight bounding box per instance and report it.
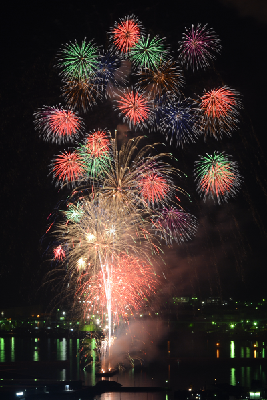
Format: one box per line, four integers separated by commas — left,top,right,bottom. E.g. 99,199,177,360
138,171,169,206
110,15,142,55
156,207,198,244
34,105,84,143
52,150,84,186
116,89,150,129
53,245,65,261
178,23,221,71
76,254,159,320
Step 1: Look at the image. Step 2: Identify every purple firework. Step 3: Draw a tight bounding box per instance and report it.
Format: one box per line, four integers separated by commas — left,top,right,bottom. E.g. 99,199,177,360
178,23,221,71
156,207,198,244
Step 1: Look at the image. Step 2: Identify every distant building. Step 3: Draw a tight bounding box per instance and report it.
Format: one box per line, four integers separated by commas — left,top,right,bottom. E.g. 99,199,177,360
206,297,221,305
173,297,190,303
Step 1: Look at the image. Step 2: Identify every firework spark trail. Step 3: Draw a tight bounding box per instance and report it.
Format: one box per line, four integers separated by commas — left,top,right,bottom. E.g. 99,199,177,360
99,131,188,212
76,254,159,321
54,196,161,283
138,170,169,206
65,202,84,223
54,194,163,346
53,245,65,261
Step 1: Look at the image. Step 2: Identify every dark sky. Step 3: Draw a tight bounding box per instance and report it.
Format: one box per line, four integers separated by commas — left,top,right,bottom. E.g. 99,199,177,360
1,0,267,309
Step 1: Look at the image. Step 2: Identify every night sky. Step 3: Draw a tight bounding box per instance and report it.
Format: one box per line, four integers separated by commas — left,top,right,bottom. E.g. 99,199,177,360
1,0,267,309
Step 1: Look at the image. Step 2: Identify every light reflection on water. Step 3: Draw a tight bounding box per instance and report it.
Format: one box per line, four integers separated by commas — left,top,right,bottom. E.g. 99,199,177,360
0,335,267,389
230,341,235,358
0,337,5,362
230,368,236,386
98,393,167,400
11,337,15,362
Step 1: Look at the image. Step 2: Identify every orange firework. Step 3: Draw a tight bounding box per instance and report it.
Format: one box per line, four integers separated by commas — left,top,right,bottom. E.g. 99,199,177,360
136,58,184,98
61,76,100,112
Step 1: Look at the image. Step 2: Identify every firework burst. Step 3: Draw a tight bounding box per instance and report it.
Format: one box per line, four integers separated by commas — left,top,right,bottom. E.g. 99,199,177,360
178,23,221,71
110,15,143,55
51,150,84,187
138,169,169,206
148,93,170,132
95,50,123,97
39,15,203,334
115,88,151,129
155,207,198,244
99,132,184,212
53,245,65,261
194,151,242,203
198,86,242,139
77,130,112,179
136,58,184,98
76,254,159,320
57,38,99,79
160,98,198,147
65,201,84,223
130,34,168,70
61,76,100,112
54,196,159,282
34,105,84,143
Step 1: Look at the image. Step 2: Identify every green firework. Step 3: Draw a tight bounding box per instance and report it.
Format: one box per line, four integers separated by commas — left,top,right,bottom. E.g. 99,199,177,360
129,34,168,70
65,202,84,223
77,143,112,180
194,151,242,204
57,38,99,79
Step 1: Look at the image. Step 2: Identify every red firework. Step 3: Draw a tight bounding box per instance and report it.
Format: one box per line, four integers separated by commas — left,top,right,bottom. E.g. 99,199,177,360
199,86,241,139
52,150,84,185
84,130,110,157
138,171,169,205
201,87,237,118
112,16,141,54
34,105,84,143
116,89,150,129
200,164,235,196
53,245,65,260
76,254,158,319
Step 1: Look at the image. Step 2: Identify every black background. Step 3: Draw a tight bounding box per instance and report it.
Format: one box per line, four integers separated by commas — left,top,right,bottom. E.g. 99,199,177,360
1,0,267,309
